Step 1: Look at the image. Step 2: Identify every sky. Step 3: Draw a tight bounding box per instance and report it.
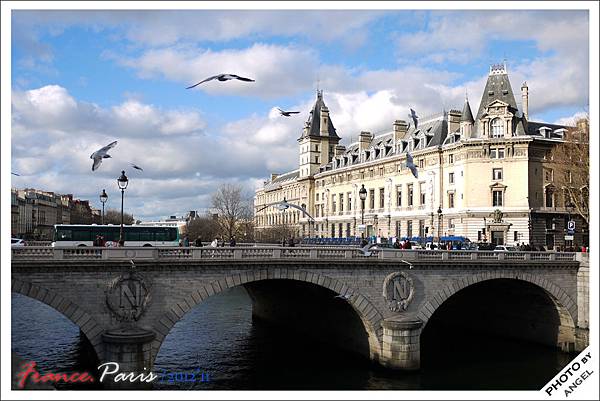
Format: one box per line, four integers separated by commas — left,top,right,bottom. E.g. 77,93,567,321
7,6,591,221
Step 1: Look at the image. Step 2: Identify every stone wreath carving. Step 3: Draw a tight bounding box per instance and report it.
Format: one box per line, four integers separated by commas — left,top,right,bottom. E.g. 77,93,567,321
106,266,151,322
382,271,414,312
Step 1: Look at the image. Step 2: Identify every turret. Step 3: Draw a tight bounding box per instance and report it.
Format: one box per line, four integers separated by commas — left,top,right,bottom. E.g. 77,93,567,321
460,94,475,139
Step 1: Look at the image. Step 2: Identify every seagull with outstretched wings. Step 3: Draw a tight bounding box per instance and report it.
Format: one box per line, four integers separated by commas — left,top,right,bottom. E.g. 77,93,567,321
256,198,315,221
409,108,419,129
90,140,117,171
130,163,144,172
11,172,20,176
186,74,255,89
277,108,300,117
406,152,418,179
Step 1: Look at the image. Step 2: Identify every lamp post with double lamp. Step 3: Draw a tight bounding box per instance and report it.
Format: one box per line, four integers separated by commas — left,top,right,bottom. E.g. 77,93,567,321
117,170,129,246
437,206,443,243
359,184,367,238
99,189,108,225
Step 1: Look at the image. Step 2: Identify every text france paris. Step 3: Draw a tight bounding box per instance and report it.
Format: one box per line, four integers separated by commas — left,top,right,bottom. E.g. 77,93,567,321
17,361,197,386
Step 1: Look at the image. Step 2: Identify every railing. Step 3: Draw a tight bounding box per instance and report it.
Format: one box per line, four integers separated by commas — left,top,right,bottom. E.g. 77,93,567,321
10,247,580,262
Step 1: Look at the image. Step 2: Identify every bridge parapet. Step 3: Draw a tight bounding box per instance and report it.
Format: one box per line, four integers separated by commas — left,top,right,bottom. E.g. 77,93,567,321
11,246,578,263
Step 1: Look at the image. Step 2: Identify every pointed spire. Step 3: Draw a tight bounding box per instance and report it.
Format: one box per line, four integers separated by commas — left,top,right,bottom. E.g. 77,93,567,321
461,95,474,123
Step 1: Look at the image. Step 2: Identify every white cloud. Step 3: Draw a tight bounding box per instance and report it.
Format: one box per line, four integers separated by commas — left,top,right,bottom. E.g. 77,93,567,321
554,112,588,127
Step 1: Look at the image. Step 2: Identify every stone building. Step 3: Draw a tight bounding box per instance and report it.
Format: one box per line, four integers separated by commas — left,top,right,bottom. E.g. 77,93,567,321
10,188,97,240
254,64,588,248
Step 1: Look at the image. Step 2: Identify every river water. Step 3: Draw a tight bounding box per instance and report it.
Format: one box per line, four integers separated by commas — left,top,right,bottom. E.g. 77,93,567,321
11,288,573,390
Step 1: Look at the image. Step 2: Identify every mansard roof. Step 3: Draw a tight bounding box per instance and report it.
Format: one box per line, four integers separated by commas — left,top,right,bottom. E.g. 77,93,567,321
476,65,519,121
298,90,340,141
263,169,300,191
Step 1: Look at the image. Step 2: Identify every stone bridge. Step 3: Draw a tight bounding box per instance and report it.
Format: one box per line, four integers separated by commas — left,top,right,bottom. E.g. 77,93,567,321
11,246,589,388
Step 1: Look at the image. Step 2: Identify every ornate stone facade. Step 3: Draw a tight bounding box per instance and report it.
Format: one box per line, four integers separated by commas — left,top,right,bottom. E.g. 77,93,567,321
255,64,587,248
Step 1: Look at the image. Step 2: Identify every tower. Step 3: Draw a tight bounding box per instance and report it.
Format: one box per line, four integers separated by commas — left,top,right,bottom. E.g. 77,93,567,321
297,90,341,178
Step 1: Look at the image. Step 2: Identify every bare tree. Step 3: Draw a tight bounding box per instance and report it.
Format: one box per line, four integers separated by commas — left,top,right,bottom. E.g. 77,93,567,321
211,183,253,240
103,209,135,225
187,213,220,243
549,116,589,224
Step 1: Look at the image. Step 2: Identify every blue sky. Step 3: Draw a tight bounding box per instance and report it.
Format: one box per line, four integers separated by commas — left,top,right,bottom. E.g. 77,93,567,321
8,8,590,220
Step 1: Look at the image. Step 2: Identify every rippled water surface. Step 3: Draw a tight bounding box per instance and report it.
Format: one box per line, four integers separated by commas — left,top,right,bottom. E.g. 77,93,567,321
12,288,573,390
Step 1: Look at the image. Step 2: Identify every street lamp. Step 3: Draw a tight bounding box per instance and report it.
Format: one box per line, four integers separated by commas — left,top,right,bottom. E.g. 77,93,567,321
437,206,443,243
359,184,367,238
99,189,108,225
117,170,129,245
430,211,435,240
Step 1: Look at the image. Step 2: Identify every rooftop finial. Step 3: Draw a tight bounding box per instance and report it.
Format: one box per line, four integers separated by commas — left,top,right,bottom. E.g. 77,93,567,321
465,89,469,102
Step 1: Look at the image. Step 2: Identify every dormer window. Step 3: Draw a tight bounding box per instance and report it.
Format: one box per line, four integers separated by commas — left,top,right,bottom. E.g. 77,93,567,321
538,126,552,138
491,118,504,138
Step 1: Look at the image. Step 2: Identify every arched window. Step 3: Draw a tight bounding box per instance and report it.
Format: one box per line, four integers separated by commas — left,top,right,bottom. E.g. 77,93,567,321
491,118,504,137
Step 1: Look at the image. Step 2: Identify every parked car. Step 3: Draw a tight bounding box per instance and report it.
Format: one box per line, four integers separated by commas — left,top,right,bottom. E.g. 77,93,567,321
493,245,517,252
11,238,26,247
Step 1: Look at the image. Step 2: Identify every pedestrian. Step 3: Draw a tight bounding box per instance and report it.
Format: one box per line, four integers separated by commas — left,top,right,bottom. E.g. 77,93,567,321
210,238,218,247
183,234,190,247
360,238,368,247
229,236,236,247
281,238,287,247
93,235,100,247
195,237,203,247
118,239,125,247
394,238,401,249
289,237,295,247
99,235,105,247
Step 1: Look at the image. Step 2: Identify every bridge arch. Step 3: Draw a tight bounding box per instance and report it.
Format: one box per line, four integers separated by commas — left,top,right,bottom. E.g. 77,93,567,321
151,267,384,363
417,271,577,351
11,278,104,360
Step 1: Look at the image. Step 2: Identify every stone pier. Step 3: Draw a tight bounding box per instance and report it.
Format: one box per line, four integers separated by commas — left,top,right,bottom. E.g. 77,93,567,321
380,317,423,370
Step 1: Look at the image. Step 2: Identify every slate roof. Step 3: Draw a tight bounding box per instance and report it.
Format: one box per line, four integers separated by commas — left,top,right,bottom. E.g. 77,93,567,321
298,90,340,141
263,169,299,191
476,68,519,121
461,98,474,123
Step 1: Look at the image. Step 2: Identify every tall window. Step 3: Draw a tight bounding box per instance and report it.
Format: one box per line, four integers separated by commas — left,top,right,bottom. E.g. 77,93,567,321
449,172,455,184
395,221,401,237
407,220,413,238
369,189,375,209
408,184,414,206
339,194,344,212
449,154,454,164
448,192,455,208
420,182,426,205
545,188,554,207
396,186,402,207
491,118,504,137
332,195,337,213
493,168,503,180
347,193,352,211
379,188,385,209
492,190,503,207
419,220,425,237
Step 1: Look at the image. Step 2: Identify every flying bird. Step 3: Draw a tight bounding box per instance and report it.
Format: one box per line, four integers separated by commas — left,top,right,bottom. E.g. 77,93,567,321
90,140,117,171
186,74,255,89
334,294,351,301
277,108,300,117
130,163,144,172
406,152,418,179
409,108,419,129
11,172,20,176
255,198,315,221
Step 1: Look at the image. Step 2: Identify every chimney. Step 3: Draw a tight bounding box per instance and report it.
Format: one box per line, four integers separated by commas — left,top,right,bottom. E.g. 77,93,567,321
320,106,330,136
393,120,409,143
359,131,373,150
521,82,529,120
334,144,346,156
